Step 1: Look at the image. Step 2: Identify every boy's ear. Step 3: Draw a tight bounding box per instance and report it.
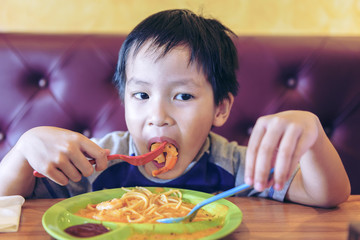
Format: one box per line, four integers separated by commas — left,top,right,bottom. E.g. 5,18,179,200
213,93,234,127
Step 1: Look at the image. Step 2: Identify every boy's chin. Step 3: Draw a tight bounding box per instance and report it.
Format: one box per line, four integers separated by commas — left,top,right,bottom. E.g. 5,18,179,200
144,164,182,180
153,172,177,180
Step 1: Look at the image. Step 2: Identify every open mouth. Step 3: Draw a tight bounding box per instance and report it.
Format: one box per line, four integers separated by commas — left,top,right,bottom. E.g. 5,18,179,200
150,142,178,176
152,160,166,168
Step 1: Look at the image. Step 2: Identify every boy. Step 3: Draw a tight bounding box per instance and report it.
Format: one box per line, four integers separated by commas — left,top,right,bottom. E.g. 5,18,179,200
0,9,350,207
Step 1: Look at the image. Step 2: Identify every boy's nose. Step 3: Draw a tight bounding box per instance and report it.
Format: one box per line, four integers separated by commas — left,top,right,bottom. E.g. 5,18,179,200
147,101,174,127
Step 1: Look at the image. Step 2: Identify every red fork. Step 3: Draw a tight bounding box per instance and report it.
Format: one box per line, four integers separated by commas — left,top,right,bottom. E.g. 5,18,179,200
33,142,166,178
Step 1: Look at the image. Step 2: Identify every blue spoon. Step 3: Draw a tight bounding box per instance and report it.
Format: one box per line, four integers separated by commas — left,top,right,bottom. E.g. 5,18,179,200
157,168,274,223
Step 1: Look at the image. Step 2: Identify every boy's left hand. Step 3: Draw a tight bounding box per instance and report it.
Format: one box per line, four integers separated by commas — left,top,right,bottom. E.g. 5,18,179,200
244,110,319,191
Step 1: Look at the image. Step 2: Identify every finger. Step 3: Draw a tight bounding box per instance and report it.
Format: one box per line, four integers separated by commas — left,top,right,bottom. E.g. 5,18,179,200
288,128,315,173
245,120,266,185
79,138,109,171
273,124,302,190
67,148,95,177
40,163,70,186
254,124,284,191
43,153,84,184
266,178,275,190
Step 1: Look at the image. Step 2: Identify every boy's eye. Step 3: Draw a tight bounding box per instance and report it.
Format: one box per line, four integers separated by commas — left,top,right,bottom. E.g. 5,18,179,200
133,92,149,100
174,93,194,101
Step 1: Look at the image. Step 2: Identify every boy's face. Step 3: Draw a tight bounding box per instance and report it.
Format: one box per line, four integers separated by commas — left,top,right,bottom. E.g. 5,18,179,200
124,42,227,179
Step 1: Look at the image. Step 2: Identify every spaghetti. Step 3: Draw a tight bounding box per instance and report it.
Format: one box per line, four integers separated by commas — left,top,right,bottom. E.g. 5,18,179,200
74,187,212,223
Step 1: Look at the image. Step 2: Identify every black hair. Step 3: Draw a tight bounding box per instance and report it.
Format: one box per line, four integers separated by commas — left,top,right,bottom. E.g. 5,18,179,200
113,9,239,105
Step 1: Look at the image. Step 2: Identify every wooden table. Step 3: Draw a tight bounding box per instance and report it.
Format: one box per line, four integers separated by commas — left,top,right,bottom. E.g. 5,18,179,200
1,195,359,240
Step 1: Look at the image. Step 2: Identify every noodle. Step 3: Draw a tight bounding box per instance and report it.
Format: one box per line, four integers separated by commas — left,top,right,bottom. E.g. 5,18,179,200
74,187,212,223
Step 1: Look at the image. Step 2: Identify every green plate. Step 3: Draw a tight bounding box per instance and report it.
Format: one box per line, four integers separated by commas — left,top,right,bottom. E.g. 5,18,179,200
42,187,242,239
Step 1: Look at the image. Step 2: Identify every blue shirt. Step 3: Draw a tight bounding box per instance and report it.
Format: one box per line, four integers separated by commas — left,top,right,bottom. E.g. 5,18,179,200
32,131,295,201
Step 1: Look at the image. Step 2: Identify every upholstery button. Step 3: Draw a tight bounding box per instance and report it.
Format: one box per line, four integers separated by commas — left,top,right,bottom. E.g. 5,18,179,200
38,78,47,88
286,78,297,88
82,129,91,138
0,132,4,141
247,126,253,136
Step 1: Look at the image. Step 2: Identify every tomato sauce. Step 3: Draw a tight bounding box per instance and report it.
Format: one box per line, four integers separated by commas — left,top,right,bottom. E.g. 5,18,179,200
64,223,110,238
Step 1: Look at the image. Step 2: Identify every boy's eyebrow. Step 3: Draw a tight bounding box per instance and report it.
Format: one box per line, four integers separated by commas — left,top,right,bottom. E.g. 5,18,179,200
127,77,203,88
171,78,203,88
126,78,151,87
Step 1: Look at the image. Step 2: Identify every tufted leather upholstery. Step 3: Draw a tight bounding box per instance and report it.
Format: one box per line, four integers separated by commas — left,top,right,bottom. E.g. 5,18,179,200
0,34,359,194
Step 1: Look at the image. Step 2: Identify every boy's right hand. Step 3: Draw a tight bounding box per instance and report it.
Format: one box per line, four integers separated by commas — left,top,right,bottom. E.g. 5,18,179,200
17,126,109,185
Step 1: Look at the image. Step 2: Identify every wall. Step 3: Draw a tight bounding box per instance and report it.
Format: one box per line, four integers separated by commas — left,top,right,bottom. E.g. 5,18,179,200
1,0,360,35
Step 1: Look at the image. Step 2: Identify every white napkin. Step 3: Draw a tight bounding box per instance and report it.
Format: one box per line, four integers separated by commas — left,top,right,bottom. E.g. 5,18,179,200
0,195,25,232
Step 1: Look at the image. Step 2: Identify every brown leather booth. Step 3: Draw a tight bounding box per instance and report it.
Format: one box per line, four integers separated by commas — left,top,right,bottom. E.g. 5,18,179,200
0,34,359,194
